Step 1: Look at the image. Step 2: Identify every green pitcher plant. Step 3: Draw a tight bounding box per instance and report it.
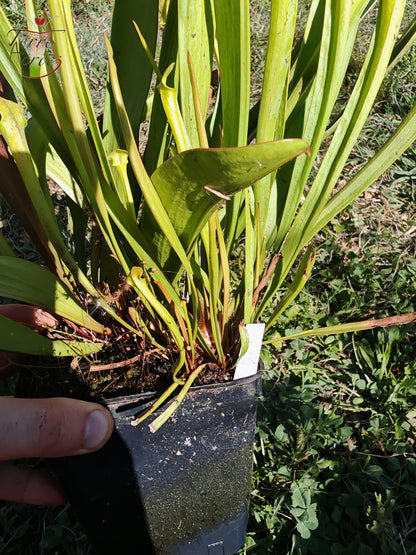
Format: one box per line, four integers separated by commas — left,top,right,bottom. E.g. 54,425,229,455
0,0,415,431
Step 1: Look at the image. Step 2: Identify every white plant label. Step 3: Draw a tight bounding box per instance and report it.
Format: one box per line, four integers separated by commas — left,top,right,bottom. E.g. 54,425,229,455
233,323,265,380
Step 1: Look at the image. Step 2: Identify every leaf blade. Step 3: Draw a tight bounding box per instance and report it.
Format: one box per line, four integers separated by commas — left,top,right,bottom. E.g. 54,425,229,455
0,257,105,333
0,314,102,356
143,139,310,269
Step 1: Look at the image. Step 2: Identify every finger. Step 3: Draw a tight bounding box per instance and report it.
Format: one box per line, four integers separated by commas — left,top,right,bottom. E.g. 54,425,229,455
0,304,58,330
0,397,113,460
0,461,67,505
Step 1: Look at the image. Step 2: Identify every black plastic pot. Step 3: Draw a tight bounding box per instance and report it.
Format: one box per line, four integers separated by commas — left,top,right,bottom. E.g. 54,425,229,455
50,372,262,555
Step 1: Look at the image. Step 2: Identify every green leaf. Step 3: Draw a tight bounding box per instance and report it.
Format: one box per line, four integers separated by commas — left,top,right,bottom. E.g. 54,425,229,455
212,0,250,147
105,34,195,281
388,13,416,70
0,4,72,164
292,484,310,509
102,0,158,153
0,232,15,257
158,63,191,152
266,311,416,345
142,139,310,270
0,4,24,99
0,257,105,333
261,0,409,308
0,96,77,281
275,0,356,252
143,0,178,174
0,128,56,270
312,101,416,239
264,245,315,330
178,0,213,148
254,0,297,241
212,0,251,254
0,314,102,356
47,0,130,276
296,519,316,540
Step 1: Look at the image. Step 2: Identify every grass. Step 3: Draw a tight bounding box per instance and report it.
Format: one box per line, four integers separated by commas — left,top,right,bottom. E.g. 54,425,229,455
240,2,416,550
1,1,416,553
243,192,416,553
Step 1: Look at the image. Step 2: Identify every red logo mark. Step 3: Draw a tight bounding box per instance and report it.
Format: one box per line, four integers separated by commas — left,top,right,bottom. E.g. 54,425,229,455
35,17,45,26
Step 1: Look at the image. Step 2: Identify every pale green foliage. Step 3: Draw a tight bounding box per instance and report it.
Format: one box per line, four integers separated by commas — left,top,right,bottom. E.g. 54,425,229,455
0,0,415,426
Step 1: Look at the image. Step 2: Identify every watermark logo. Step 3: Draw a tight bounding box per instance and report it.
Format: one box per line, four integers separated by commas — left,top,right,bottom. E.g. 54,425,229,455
8,14,64,79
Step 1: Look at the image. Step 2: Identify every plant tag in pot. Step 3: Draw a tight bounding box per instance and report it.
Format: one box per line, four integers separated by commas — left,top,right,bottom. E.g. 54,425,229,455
234,323,265,380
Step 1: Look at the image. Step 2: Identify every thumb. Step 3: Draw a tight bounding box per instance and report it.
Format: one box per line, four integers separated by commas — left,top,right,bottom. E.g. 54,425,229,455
0,397,113,460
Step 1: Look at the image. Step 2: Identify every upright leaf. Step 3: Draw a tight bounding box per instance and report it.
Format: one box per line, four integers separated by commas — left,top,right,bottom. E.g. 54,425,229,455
102,0,158,153
254,0,297,243
178,0,213,148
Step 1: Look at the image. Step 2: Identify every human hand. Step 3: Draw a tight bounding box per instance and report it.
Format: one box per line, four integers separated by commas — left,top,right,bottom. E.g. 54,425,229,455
0,396,113,505
0,304,113,505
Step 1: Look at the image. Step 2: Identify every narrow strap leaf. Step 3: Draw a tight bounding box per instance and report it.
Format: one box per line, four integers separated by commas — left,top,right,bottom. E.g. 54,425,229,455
102,0,158,154
266,312,416,345
0,314,103,356
0,257,105,333
105,35,195,279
